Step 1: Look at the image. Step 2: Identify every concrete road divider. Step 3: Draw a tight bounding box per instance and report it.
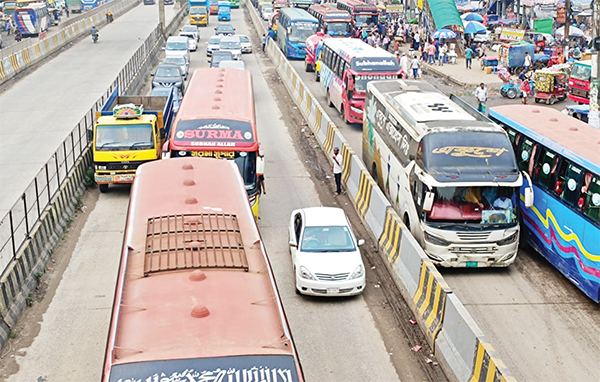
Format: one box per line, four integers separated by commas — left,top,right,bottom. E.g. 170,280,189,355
245,1,518,380
0,0,139,84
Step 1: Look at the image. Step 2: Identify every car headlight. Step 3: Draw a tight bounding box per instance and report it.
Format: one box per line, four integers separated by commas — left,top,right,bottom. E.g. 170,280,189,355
424,232,450,247
497,232,518,246
299,266,315,280
95,165,107,170
349,264,364,280
350,106,362,114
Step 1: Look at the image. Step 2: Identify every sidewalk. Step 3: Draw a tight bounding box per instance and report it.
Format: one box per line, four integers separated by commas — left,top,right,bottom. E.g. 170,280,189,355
397,45,504,90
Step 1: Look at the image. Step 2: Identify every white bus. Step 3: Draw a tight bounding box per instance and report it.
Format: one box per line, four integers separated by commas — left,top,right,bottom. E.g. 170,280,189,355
363,80,534,268
319,38,404,124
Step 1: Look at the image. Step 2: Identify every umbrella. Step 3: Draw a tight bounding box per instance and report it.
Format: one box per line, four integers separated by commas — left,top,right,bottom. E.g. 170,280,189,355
432,28,457,39
461,12,484,22
407,18,418,24
463,20,487,34
555,26,584,38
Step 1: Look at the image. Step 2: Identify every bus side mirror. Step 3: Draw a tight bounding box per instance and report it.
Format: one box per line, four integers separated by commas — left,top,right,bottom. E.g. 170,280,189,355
522,171,534,208
422,191,434,213
160,128,165,140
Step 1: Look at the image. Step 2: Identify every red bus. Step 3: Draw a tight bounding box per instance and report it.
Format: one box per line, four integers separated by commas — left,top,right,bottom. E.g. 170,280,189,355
102,157,304,382
319,38,405,124
336,0,377,30
308,3,352,37
567,59,591,104
166,68,262,217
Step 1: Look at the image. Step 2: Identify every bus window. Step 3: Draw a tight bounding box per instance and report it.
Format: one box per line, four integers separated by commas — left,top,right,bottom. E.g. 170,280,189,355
583,174,600,223
506,128,518,147
518,138,535,172
561,163,583,207
536,148,558,189
553,158,569,196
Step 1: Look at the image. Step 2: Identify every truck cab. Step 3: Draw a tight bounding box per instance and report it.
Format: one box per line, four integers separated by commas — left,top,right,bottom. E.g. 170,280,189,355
189,0,208,26
218,1,231,21
92,87,175,192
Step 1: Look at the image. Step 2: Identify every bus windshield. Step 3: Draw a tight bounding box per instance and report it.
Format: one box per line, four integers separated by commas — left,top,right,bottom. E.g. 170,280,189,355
353,74,399,92
325,22,347,34
355,14,377,25
427,186,518,226
571,63,591,81
290,21,317,42
96,124,154,151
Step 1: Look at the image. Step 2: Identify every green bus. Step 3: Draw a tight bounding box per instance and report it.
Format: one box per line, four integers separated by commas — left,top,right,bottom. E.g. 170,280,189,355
229,0,239,8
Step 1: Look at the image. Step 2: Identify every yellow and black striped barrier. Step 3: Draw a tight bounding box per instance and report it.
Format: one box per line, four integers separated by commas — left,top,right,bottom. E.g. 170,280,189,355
470,339,516,382
413,261,451,344
355,171,373,218
379,208,403,266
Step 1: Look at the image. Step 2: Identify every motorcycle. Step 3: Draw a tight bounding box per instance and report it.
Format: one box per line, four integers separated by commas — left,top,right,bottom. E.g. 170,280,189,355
92,32,99,43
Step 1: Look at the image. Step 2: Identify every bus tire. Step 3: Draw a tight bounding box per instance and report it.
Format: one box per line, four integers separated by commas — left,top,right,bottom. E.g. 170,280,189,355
403,214,410,231
326,89,333,107
371,163,378,184
99,184,109,193
305,61,313,72
341,106,348,124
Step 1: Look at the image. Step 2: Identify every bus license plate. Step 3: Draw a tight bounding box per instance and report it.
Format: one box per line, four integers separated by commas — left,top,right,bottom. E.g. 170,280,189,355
327,288,340,294
115,175,134,182
466,262,478,268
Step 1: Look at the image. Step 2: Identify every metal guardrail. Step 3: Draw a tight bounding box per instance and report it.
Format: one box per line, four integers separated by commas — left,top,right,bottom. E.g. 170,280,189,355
0,0,128,59
0,25,163,275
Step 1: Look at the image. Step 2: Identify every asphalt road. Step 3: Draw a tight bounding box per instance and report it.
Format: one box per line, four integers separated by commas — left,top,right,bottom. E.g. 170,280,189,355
0,7,447,382
0,2,178,217
284,34,600,382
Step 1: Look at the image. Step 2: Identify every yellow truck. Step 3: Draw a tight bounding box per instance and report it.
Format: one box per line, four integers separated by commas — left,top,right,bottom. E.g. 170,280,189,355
189,0,209,26
92,87,175,193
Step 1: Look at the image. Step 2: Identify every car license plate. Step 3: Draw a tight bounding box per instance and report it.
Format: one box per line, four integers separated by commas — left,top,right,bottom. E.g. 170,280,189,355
466,261,478,268
115,174,134,182
327,288,340,294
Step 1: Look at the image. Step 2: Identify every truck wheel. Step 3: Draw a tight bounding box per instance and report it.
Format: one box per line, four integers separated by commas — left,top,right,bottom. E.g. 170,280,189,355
99,184,109,193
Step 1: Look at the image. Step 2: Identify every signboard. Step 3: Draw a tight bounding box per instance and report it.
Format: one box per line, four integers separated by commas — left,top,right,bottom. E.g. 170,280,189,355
351,57,400,72
500,27,525,42
174,119,255,149
386,4,404,13
556,8,566,24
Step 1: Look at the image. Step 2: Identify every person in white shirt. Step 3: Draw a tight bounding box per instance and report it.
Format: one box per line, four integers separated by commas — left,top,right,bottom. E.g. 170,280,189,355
399,52,409,78
332,147,343,195
411,56,420,79
474,83,488,113
524,52,532,72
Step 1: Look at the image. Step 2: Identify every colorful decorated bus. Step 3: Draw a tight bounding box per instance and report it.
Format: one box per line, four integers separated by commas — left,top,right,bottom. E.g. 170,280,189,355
165,68,263,217
276,7,319,59
14,2,49,36
308,3,351,37
319,38,404,123
101,157,304,382
336,0,377,30
363,80,533,268
489,105,600,301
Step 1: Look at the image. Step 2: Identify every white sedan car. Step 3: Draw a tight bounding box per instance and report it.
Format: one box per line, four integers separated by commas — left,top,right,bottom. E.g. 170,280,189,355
289,207,366,296
238,35,252,53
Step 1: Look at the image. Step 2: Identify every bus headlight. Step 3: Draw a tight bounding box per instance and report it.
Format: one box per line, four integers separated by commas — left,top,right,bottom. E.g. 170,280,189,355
497,232,518,246
424,232,450,247
350,106,363,114
95,165,107,170
178,151,187,157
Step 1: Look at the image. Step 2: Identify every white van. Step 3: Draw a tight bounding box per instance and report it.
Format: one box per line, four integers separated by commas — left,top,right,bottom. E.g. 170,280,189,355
164,36,190,63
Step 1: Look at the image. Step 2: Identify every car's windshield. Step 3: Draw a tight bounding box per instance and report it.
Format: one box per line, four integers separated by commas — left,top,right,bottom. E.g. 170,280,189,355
239,35,250,43
301,226,356,252
263,5,272,12
209,36,221,44
218,25,234,33
166,41,187,50
426,186,519,226
290,21,318,42
156,66,180,77
164,57,185,65
182,26,197,33
571,64,591,81
326,22,347,34
95,124,154,151
190,7,206,15
220,40,240,49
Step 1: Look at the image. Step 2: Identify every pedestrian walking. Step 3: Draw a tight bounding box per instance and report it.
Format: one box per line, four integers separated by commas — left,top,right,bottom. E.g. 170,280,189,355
261,34,266,51
65,6,70,18
438,44,447,65
6,19,12,35
332,147,343,195
427,42,436,64
411,55,420,79
524,52,532,72
399,52,409,77
475,83,488,113
464,46,473,69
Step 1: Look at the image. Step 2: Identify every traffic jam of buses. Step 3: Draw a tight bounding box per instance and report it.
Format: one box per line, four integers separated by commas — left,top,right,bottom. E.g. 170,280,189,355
0,0,599,381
